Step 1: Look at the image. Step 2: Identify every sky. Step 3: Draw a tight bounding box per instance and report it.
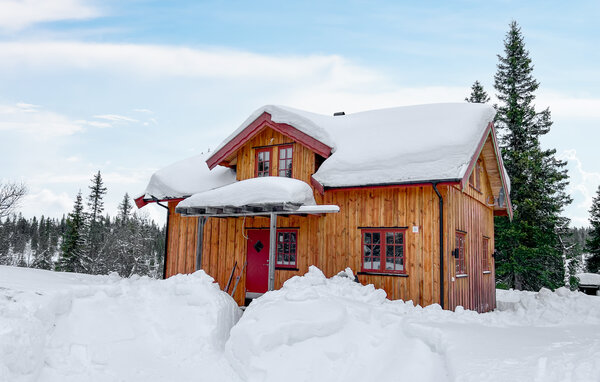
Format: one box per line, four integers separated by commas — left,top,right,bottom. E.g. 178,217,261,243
0,0,599,226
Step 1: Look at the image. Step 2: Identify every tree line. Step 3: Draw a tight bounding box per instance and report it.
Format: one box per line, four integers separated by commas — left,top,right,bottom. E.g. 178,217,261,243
466,21,598,290
0,172,165,278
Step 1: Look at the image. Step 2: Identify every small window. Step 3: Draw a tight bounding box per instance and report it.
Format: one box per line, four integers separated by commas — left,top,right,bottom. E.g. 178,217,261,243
361,229,405,274
278,145,293,178
276,229,297,268
482,237,490,272
255,148,271,177
455,232,467,275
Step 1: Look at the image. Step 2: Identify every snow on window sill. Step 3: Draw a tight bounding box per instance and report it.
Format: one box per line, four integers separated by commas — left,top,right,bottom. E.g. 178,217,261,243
482,270,491,274
456,274,468,278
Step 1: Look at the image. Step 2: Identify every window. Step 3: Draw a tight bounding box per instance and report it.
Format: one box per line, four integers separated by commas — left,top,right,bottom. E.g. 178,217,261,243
482,237,490,272
278,145,293,177
361,229,405,273
276,229,297,268
255,148,271,177
455,232,467,275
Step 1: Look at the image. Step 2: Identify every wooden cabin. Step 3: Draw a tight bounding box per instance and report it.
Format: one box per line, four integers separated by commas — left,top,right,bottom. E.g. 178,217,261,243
136,103,512,312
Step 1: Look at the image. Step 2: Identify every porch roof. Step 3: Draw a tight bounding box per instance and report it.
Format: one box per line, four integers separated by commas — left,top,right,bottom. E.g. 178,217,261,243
175,177,339,217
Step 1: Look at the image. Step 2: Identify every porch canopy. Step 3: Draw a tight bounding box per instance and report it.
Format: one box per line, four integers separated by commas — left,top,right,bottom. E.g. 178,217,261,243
175,177,339,292
175,177,339,218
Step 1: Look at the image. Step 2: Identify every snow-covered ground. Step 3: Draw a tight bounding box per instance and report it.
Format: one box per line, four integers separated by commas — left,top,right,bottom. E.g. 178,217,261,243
1,265,599,382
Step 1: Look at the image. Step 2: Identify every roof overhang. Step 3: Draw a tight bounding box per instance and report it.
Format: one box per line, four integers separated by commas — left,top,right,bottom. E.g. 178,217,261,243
175,202,340,217
134,195,185,209
206,112,333,170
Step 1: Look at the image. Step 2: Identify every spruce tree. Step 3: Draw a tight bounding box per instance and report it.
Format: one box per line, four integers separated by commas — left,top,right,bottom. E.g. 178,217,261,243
85,171,108,272
58,191,86,272
585,185,600,273
465,80,491,103
493,21,572,290
117,193,132,224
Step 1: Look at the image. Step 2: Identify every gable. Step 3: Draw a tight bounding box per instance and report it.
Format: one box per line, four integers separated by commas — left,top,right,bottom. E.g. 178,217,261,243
206,111,333,170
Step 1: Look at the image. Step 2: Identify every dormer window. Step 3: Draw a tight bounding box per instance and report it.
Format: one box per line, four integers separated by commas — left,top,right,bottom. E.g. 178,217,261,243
255,148,271,177
278,145,293,178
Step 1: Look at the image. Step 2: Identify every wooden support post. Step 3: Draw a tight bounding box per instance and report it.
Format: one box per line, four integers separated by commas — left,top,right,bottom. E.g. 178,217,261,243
195,217,206,271
268,212,277,291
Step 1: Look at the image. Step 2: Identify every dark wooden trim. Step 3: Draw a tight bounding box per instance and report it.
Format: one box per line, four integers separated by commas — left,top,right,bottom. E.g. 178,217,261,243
253,142,295,149
324,180,460,192
357,226,408,230
357,271,409,277
276,267,300,271
244,226,300,230
456,229,468,234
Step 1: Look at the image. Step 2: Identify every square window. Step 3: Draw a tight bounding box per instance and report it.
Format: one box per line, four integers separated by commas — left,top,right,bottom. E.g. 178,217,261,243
361,229,405,274
276,229,298,268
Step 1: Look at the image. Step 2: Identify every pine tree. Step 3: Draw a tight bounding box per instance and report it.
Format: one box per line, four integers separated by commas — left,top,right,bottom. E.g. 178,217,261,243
585,185,600,273
493,21,572,290
117,193,132,224
58,191,86,272
85,171,108,273
33,216,54,270
465,80,491,103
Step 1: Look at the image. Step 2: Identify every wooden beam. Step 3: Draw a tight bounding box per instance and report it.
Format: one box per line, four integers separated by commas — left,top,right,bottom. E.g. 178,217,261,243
195,217,206,271
268,212,277,291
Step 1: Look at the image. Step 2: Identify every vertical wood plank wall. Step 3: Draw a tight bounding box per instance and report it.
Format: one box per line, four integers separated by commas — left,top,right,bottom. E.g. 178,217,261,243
162,125,498,311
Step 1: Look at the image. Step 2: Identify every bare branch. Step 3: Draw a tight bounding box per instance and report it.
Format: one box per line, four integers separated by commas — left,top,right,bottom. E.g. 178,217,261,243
0,182,27,218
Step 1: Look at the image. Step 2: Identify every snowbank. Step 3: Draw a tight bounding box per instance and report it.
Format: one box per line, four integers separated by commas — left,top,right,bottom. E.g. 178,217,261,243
140,152,236,200
225,267,448,382
177,176,316,209
0,266,241,382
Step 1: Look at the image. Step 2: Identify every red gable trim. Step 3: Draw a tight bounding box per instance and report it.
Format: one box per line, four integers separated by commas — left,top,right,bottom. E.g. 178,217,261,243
134,195,184,209
206,112,333,170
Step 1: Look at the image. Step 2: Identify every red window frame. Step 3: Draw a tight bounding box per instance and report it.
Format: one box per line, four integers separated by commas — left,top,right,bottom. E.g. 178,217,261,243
455,232,467,275
361,229,406,274
255,147,272,177
278,145,293,178
276,229,298,268
482,236,490,272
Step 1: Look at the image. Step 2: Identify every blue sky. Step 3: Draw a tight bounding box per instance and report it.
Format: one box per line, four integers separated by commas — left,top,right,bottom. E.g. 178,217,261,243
0,0,599,226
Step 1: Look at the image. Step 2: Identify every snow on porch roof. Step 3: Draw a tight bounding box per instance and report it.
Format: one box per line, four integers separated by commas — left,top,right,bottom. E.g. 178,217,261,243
208,103,499,188
135,152,237,207
175,177,339,217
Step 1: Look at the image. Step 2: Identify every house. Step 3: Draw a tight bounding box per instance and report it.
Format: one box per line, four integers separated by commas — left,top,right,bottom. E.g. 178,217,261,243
135,103,512,312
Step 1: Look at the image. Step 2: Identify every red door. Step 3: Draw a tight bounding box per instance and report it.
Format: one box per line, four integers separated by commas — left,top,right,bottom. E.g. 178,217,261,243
246,229,270,293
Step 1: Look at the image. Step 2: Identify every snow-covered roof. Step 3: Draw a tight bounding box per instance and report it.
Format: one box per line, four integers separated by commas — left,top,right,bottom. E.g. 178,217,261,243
140,152,236,201
177,177,316,210
210,103,498,187
577,273,600,286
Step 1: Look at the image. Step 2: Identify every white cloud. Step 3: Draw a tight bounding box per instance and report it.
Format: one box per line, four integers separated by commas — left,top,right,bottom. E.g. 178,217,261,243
559,149,600,227
93,114,138,123
19,188,73,219
0,102,83,136
0,0,99,32
0,41,381,86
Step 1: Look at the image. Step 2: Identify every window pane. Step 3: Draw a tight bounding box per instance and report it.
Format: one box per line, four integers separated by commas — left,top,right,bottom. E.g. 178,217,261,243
290,233,296,243
373,244,380,258
258,152,264,161
396,233,403,244
385,257,394,270
290,254,296,264
264,162,269,172
373,233,380,245
291,243,296,254
363,257,372,270
395,246,403,258
372,257,380,270
386,246,394,259
364,245,371,257
277,253,282,263
386,232,394,244
364,233,371,244
264,151,270,160
286,148,292,157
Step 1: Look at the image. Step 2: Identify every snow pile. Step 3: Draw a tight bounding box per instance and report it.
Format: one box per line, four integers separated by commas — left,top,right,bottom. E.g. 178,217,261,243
577,272,600,286
0,266,241,382
496,287,600,325
140,152,236,200
177,176,316,209
225,266,447,382
209,103,498,188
